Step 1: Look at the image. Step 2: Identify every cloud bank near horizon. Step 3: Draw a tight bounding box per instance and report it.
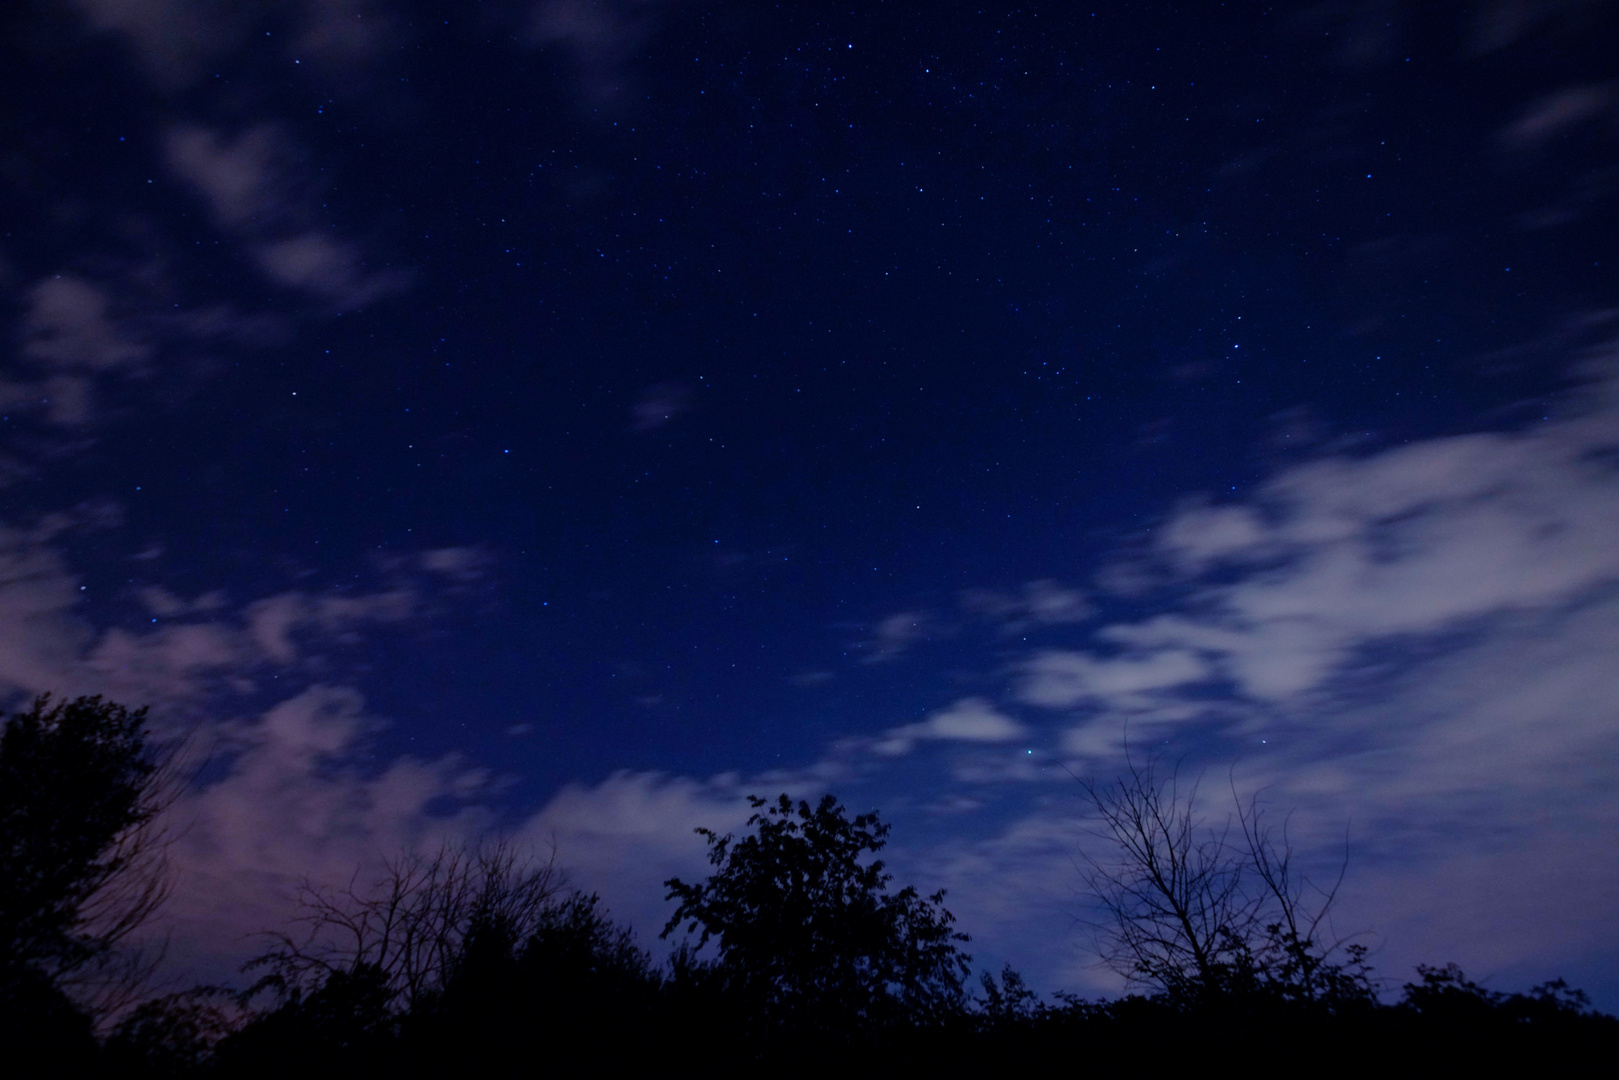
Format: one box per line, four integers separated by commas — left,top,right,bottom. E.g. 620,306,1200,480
4,343,1613,998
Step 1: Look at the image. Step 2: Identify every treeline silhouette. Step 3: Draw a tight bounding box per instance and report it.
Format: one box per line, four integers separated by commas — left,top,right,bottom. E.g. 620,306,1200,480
5,697,1614,1073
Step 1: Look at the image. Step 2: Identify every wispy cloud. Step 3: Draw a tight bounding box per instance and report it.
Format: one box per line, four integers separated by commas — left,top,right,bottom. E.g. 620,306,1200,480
961,579,1092,633
155,683,498,983
1105,365,1619,708
1498,82,1616,150
0,275,153,427
630,381,695,431
165,123,408,308
1017,648,1209,711
164,125,293,229
525,0,680,109
72,0,399,91
0,518,505,984
72,0,255,89
524,346,1619,997
856,610,939,664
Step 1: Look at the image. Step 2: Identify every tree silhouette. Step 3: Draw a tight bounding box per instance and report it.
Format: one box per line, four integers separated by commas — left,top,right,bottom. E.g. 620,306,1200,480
0,694,174,1041
662,793,971,1042
1076,757,1372,1010
245,840,563,1012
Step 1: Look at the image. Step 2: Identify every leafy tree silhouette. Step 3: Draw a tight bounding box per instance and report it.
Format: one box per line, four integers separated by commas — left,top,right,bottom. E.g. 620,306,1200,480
662,793,971,1046
0,694,174,1052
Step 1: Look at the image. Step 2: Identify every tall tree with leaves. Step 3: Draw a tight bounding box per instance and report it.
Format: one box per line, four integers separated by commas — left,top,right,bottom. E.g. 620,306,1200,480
663,793,970,1041
0,695,173,1043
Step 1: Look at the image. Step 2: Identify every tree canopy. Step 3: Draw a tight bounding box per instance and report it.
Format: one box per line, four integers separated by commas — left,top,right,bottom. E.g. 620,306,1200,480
662,793,971,1037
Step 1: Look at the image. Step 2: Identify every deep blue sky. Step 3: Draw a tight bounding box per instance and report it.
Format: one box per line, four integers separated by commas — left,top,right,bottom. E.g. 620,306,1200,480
4,0,1617,1005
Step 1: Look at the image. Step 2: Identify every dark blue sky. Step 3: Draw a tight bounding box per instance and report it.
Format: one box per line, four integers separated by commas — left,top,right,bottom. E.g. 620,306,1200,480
4,0,1617,1005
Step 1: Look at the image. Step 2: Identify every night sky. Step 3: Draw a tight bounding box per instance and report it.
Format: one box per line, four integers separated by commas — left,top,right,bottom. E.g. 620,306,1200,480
4,1,1618,1005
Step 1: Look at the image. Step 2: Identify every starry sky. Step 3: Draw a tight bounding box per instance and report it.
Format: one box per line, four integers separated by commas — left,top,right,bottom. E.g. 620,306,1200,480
4,0,1618,1006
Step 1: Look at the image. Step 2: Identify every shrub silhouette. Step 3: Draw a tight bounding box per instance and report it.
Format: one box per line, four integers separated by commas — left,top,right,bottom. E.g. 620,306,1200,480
207,964,395,1078
216,840,656,1076
244,840,564,1012
400,892,660,1069
34,777,1606,1075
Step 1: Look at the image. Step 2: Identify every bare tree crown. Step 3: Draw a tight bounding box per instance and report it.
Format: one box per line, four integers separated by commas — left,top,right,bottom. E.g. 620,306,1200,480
1076,756,1372,1007
246,840,564,1011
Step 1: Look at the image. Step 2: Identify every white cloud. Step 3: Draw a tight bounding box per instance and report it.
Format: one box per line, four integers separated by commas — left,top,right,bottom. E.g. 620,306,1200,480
9,284,1617,1006
1155,503,1271,572
631,382,694,431
70,587,419,711
1020,579,1093,623
1116,377,1619,705
0,522,515,986
484,355,1619,996
873,697,1028,757
290,0,398,71
898,811,1117,996
519,770,758,951
0,523,94,700
927,352,1619,994
0,494,524,988
1017,648,1209,709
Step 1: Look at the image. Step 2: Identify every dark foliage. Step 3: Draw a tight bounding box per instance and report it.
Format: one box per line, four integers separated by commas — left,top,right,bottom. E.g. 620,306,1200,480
1392,963,1616,1055
102,989,238,1079
1,739,1606,1076
0,694,173,1052
203,890,661,1077
398,892,662,1070
207,964,396,1078
0,962,101,1066
662,793,971,1048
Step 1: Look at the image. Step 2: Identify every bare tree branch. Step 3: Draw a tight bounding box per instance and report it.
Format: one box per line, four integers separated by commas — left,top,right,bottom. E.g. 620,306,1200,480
246,839,565,1012
1075,752,1374,1008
